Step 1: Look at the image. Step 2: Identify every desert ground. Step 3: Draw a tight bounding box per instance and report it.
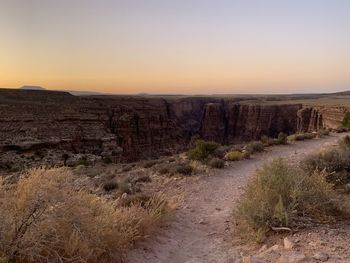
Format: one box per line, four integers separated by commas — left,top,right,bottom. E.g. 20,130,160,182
127,133,350,263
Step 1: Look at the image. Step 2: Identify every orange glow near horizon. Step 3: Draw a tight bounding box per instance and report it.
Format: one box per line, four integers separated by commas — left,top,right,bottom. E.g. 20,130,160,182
1,0,349,94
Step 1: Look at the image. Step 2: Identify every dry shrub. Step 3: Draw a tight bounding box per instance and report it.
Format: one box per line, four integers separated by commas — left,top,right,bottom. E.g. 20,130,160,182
339,135,350,150
302,148,350,186
0,168,169,263
207,158,224,169
234,159,340,242
317,128,330,137
225,151,244,161
288,132,316,141
260,134,287,146
174,163,193,176
245,141,265,154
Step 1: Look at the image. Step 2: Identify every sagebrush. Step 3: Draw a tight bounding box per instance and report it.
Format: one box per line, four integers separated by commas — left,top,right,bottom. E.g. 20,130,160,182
234,159,340,242
0,168,169,263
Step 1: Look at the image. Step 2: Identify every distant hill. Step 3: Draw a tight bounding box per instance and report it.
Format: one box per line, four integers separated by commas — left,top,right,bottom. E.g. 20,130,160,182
19,86,46,91
332,91,350,96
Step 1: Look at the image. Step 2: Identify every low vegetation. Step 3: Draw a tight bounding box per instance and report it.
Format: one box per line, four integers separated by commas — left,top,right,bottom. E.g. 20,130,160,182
187,140,219,161
207,158,225,169
235,135,350,243
261,132,288,146
0,168,169,263
341,112,350,129
234,159,341,242
246,141,265,154
288,132,316,141
225,150,245,161
174,163,193,175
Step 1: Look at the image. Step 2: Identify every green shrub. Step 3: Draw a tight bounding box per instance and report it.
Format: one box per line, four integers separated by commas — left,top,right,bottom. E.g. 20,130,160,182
187,140,219,161
225,151,244,161
208,158,225,169
342,112,350,128
174,163,193,176
246,141,265,154
234,159,339,242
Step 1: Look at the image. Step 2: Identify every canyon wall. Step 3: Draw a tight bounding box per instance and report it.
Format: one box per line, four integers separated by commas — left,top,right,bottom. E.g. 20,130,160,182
0,89,347,163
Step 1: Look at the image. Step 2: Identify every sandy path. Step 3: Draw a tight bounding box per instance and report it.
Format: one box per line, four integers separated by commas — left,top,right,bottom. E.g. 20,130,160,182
127,133,347,263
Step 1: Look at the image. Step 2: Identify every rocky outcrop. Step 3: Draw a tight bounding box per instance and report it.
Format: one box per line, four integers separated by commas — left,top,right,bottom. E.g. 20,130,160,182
0,89,347,163
297,107,323,132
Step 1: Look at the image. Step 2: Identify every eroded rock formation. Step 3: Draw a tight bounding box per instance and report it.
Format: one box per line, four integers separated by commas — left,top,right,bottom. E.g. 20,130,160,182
0,89,348,163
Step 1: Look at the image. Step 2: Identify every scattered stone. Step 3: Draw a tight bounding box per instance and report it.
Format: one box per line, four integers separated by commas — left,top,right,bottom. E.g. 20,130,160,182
284,237,295,249
198,219,207,224
313,252,329,261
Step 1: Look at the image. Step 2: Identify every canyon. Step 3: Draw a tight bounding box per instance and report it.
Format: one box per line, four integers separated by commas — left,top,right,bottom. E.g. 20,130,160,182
0,89,348,165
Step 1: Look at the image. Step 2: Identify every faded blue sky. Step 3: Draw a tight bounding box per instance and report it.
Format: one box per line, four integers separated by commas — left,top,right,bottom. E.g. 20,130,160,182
1,0,350,94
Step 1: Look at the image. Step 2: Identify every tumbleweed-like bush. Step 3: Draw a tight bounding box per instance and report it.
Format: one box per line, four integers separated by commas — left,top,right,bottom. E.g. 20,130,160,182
0,168,168,263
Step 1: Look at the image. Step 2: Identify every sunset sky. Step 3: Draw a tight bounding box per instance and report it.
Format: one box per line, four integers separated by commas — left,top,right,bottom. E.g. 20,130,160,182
1,0,349,94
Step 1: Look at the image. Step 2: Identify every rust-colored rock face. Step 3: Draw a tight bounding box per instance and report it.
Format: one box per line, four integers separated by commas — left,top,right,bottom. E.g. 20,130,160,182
0,89,347,164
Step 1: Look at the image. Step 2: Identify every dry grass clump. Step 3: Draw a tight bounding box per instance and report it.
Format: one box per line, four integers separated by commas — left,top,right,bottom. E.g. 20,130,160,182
143,160,158,169
174,163,193,176
260,133,288,146
0,168,169,263
225,151,245,161
317,128,330,137
288,132,316,141
301,145,350,186
342,112,350,129
234,159,340,242
339,135,350,150
187,140,219,161
245,141,265,154
207,158,225,169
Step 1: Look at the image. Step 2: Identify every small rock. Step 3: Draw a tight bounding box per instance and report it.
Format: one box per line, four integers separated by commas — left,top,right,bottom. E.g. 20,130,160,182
313,252,329,261
198,219,207,224
284,237,294,249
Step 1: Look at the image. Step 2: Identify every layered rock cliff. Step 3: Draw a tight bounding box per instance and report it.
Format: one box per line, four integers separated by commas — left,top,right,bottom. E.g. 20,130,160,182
0,89,348,163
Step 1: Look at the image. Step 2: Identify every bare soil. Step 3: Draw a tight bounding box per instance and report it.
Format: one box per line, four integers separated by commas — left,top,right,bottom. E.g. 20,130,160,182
126,133,350,263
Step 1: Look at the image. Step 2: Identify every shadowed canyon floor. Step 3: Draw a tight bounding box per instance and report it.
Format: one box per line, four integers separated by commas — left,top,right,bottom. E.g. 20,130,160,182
127,133,349,263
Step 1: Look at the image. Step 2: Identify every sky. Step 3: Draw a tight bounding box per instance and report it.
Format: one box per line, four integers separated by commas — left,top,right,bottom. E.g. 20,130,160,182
1,0,350,94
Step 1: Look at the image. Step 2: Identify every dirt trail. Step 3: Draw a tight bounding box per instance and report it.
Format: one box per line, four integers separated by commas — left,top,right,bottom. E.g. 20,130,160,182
127,134,347,263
